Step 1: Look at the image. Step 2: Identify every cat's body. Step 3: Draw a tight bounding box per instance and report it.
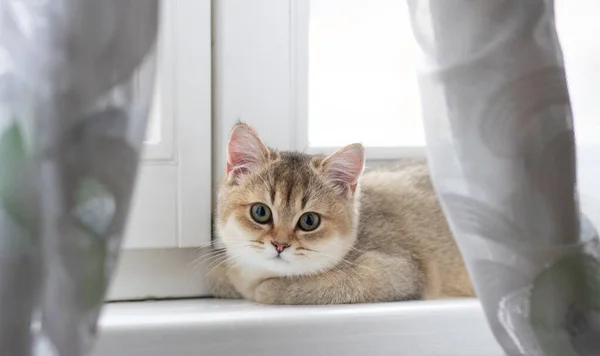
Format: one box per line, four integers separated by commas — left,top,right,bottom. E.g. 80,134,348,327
208,123,474,305
354,162,473,300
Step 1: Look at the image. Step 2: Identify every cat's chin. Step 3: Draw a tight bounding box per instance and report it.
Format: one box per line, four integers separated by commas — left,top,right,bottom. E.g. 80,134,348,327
229,237,354,278
233,251,334,278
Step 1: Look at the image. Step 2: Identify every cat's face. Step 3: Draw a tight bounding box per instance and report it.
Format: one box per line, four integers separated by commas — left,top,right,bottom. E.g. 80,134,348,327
216,123,365,277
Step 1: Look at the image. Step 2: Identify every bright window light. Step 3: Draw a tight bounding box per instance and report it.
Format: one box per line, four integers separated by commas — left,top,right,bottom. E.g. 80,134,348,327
308,0,424,148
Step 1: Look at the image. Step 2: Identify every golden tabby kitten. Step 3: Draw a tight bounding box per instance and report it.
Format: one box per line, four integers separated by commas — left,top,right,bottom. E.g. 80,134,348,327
207,122,474,304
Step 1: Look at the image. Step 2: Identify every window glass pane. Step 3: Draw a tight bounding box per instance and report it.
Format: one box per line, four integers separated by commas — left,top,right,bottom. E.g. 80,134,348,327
308,0,424,148
555,0,600,144
144,78,161,144
308,0,600,148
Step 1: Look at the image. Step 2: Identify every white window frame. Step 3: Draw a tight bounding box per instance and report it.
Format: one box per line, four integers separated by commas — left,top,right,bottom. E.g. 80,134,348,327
108,0,212,301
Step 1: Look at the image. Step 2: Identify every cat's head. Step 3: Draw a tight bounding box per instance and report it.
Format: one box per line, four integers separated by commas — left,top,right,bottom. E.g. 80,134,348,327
216,122,365,277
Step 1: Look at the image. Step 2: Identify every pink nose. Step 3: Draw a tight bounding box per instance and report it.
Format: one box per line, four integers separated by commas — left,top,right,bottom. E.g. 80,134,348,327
271,241,290,254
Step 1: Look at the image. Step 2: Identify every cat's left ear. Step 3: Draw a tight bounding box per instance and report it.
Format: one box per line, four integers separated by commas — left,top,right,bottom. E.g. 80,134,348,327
322,143,365,196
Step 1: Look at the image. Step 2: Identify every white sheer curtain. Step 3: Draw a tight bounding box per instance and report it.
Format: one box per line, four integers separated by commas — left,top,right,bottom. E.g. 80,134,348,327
0,1,158,355
407,1,600,355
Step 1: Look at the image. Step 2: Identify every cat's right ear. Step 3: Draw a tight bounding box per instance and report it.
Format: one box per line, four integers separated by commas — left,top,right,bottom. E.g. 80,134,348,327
226,123,269,183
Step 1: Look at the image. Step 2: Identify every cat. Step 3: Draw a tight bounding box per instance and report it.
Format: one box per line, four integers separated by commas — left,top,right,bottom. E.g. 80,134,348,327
207,122,474,305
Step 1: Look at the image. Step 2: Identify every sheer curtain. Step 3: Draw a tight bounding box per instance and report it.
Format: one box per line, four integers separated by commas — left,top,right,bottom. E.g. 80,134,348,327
407,0,600,355
0,1,158,355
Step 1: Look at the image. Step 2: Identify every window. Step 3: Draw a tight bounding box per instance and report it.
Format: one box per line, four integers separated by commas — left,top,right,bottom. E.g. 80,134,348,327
556,0,600,145
111,0,600,301
306,0,424,152
555,0,600,230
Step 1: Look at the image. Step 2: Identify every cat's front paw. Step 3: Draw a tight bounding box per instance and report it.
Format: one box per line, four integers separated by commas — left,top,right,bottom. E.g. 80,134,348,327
254,278,290,305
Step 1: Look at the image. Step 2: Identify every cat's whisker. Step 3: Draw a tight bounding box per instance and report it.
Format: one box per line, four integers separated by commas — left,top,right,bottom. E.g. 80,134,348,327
324,268,344,287
340,259,376,272
193,244,214,252
203,248,246,269
205,257,235,278
191,250,226,264
330,265,353,282
224,260,240,277
320,269,334,285
205,251,245,278
329,265,364,293
347,245,368,254
191,249,227,263
192,238,253,253
191,256,223,270
308,249,376,273
205,255,233,275
307,251,373,289
340,260,360,275
193,240,218,248
296,246,318,252
192,251,227,265
191,253,229,271
190,245,250,267
326,269,341,283
193,247,248,271
193,239,224,248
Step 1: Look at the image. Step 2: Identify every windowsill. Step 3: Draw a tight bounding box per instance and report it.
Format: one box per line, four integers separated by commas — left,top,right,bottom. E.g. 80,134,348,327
93,298,504,356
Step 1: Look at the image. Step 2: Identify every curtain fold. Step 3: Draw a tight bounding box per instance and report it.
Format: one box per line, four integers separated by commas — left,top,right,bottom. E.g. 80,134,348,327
0,1,159,355
407,0,600,355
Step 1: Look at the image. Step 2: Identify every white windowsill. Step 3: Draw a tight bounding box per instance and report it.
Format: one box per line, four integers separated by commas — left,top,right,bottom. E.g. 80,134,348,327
93,298,504,356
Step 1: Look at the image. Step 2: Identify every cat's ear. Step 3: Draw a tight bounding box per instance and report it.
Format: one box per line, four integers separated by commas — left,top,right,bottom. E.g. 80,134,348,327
322,143,365,196
226,122,269,183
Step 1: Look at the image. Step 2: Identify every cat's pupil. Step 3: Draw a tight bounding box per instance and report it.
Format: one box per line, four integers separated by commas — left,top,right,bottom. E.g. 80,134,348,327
304,214,314,226
256,206,266,217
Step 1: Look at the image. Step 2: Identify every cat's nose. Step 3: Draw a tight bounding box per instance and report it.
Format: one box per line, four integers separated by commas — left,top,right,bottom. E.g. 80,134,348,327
271,241,290,254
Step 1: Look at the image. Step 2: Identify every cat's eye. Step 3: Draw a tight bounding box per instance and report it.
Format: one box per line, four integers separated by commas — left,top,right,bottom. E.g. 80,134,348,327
250,203,272,224
297,212,321,231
